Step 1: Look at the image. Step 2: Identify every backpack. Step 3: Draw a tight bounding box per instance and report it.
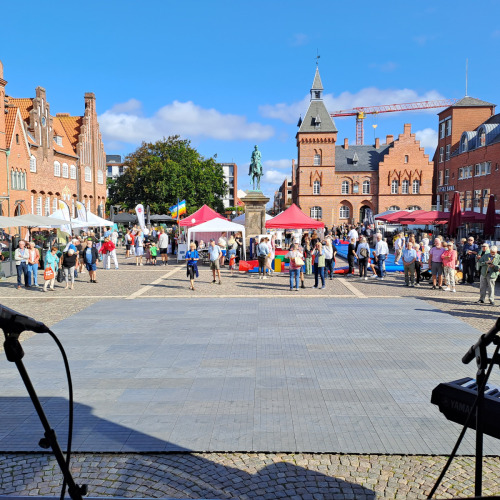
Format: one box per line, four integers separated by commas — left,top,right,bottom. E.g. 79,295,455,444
360,247,369,258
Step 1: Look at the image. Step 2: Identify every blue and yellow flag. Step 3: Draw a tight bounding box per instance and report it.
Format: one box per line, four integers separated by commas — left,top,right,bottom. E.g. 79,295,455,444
169,200,186,218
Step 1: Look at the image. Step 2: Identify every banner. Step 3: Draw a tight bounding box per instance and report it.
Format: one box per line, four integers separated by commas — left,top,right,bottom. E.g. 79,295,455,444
58,200,72,235
135,204,149,235
169,200,186,219
76,201,88,232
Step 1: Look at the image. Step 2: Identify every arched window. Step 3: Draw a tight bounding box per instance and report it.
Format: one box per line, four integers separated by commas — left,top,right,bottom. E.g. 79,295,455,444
404,155,409,163
21,171,26,190
36,196,42,216
45,197,50,216
339,205,350,219
313,180,320,195
362,180,370,194
313,153,321,166
478,128,486,147
17,171,21,190
391,179,399,194
412,179,420,194
53,198,58,212
62,163,69,178
54,161,61,177
408,205,421,211
341,180,349,194
70,165,77,179
460,134,468,153
402,179,409,194
11,170,17,190
97,170,104,185
388,205,400,211
310,206,322,219
85,167,92,182
30,155,37,172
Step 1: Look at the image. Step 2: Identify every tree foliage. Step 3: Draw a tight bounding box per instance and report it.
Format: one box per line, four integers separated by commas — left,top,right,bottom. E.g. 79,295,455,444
107,136,227,214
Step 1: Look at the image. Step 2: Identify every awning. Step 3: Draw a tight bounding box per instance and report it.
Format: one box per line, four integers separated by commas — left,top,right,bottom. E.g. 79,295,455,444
265,204,324,229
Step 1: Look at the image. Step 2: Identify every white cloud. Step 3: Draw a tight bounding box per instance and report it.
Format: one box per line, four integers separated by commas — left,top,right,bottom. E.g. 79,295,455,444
290,33,308,46
369,61,398,73
263,159,292,170
415,128,438,151
259,87,447,124
99,100,275,144
263,169,288,185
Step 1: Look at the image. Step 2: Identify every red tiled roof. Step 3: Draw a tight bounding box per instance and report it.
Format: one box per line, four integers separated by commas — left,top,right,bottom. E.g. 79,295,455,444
8,98,33,124
58,115,82,150
4,107,17,146
52,116,78,157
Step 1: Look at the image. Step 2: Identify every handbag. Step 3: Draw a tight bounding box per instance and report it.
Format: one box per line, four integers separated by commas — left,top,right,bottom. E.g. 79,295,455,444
44,267,54,280
294,256,305,266
56,268,65,283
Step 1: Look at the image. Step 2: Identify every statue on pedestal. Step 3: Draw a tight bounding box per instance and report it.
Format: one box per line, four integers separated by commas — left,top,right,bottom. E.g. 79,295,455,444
248,145,263,191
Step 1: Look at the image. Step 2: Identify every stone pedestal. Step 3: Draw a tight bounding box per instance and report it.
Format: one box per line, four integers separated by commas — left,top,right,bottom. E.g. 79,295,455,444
244,191,270,248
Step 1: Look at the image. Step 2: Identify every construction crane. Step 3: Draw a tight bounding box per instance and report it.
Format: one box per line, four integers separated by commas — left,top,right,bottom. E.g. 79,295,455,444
330,99,458,146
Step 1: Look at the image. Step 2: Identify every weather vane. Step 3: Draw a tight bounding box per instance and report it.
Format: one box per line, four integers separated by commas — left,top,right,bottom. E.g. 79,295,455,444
315,50,320,66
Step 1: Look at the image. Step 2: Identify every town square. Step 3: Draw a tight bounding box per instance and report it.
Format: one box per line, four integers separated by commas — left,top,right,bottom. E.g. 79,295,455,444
1,1,500,499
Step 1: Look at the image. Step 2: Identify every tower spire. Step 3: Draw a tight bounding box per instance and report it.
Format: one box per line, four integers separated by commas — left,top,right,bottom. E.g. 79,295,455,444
311,66,323,101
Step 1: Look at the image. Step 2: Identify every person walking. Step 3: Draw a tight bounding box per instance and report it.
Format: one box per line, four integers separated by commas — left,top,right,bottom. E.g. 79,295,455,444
461,236,479,284
218,232,227,268
312,241,326,289
442,241,457,293
303,235,313,275
257,237,270,280
356,236,370,280
158,228,169,265
83,239,99,283
185,242,199,291
477,245,500,305
61,248,78,290
429,237,445,290
414,243,422,286
374,232,389,279
135,230,145,266
324,237,335,280
43,246,59,292
347,237,357,275
208,239,222,285
402,241,417,287
14,240,30,289
125,230,132,259
394,232,405,265
286,243,303,291
27,241,40,287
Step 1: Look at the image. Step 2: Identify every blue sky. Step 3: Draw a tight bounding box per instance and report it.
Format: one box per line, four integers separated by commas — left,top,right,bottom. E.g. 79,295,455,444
1,0,500,201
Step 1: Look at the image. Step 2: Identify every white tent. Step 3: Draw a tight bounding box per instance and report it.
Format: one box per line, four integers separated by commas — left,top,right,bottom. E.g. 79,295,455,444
187,218,246,260
49,210,86,227
84,211,112,227
232,212,273,224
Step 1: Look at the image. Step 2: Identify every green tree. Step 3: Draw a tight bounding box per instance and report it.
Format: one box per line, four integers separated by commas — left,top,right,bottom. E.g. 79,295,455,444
107,136,227,214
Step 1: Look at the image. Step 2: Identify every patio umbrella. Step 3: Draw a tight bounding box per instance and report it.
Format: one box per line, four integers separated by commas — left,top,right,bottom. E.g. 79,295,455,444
484,194,497,237
447,191,462,236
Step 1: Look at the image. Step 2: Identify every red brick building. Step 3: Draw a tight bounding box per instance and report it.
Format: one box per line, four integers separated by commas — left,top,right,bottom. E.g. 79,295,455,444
273,177,292,214
292,68,434,227
433,97,498,212
0,59,107,218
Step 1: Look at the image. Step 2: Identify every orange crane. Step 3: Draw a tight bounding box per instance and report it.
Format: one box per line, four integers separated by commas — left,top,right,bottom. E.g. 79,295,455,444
330,99,458,145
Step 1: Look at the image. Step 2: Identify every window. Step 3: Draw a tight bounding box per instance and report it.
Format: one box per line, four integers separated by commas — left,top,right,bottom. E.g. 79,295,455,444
54,161,61,177
11,170,16,190
402,180,409,194
440,122,445,139
97,170,104,185
460,135,468,153
45,198,50,216
438,171,443,185
483,189,490,205
443,193,449,210
404,155,409,163
84,166,92,182
391,179,398,194
30,155,37,173
21,171,26,190
446,119,452,137
445,145,450,161
466,165,472,178
458,167,463,180
484,162,491,175
478,128,486,147
313,180,320,195
465,191,472,210
408,205,421,211
475,164,481,176
36,196,42,216
439,147,444,163
313,153,321,166
362,180,370,194
54,136,62,146
341,180,349,194
412,179,420,194
310,206,322,219
473,190,481,208
70,165,77,179
53,198,58,212
388,205,400,211
62,163,69,178
339,205,350,219
15,134,19,145
444,169,449,185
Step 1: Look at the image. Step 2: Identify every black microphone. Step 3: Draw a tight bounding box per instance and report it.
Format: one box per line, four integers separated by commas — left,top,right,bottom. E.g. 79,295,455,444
0,305,50,335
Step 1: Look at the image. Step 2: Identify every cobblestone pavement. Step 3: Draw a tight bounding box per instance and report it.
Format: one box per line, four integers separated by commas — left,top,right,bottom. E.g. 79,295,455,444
1,248,499,499
1,453,499,499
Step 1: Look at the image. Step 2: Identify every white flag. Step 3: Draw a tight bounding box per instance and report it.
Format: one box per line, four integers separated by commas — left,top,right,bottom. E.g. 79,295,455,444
135,204,149,235
76,201,88,232
58,200,72,235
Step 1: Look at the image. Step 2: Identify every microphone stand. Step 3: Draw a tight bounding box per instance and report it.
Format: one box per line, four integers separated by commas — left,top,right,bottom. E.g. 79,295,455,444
3,329,86,500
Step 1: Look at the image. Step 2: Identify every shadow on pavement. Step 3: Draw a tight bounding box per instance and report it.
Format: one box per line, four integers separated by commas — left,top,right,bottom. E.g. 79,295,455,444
0,397,376,499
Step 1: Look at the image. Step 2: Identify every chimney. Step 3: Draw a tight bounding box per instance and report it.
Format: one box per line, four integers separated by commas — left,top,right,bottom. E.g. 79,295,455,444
344,138,348,150
404,123,411,135
56,113,70,117
386,134,394,144
375,137,380,148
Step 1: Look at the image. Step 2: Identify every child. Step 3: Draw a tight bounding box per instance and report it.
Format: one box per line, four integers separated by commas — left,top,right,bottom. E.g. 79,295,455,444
144,243,152,265
150,242,158,265
229,253,236,275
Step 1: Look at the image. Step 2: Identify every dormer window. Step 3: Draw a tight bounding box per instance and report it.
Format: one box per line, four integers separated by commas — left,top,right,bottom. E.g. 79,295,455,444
54,135,63,146
478,128,486,147
461,134,468,153
352,153,359,165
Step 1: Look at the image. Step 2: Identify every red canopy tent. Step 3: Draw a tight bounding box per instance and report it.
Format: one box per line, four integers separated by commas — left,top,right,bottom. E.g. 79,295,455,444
397,210,428,224
376,210,409,222
178,204,226,228
461,211,486,223
408,211,450,225
265,203,324,229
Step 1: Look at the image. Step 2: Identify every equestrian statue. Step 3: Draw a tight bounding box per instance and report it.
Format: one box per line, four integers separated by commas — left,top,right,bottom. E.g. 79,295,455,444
249,145,263,191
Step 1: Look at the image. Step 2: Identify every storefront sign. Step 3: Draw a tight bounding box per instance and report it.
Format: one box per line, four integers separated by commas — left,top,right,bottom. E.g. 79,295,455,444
438,185,455,192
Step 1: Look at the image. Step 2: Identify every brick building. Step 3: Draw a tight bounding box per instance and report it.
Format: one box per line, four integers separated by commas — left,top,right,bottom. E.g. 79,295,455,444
0,60,107,218
219,162,238,208
273,177,292,214
433,97,499,212
292,68,434,227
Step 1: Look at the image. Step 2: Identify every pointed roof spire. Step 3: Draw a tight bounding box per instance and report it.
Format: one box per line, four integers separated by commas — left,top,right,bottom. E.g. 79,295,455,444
312,67,323,91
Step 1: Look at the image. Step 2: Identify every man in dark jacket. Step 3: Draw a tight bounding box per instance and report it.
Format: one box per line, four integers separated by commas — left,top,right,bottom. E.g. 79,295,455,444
83,239,99,283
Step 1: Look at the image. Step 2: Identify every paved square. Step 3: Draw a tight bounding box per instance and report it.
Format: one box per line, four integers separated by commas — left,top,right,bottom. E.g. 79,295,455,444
0,297,499,455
